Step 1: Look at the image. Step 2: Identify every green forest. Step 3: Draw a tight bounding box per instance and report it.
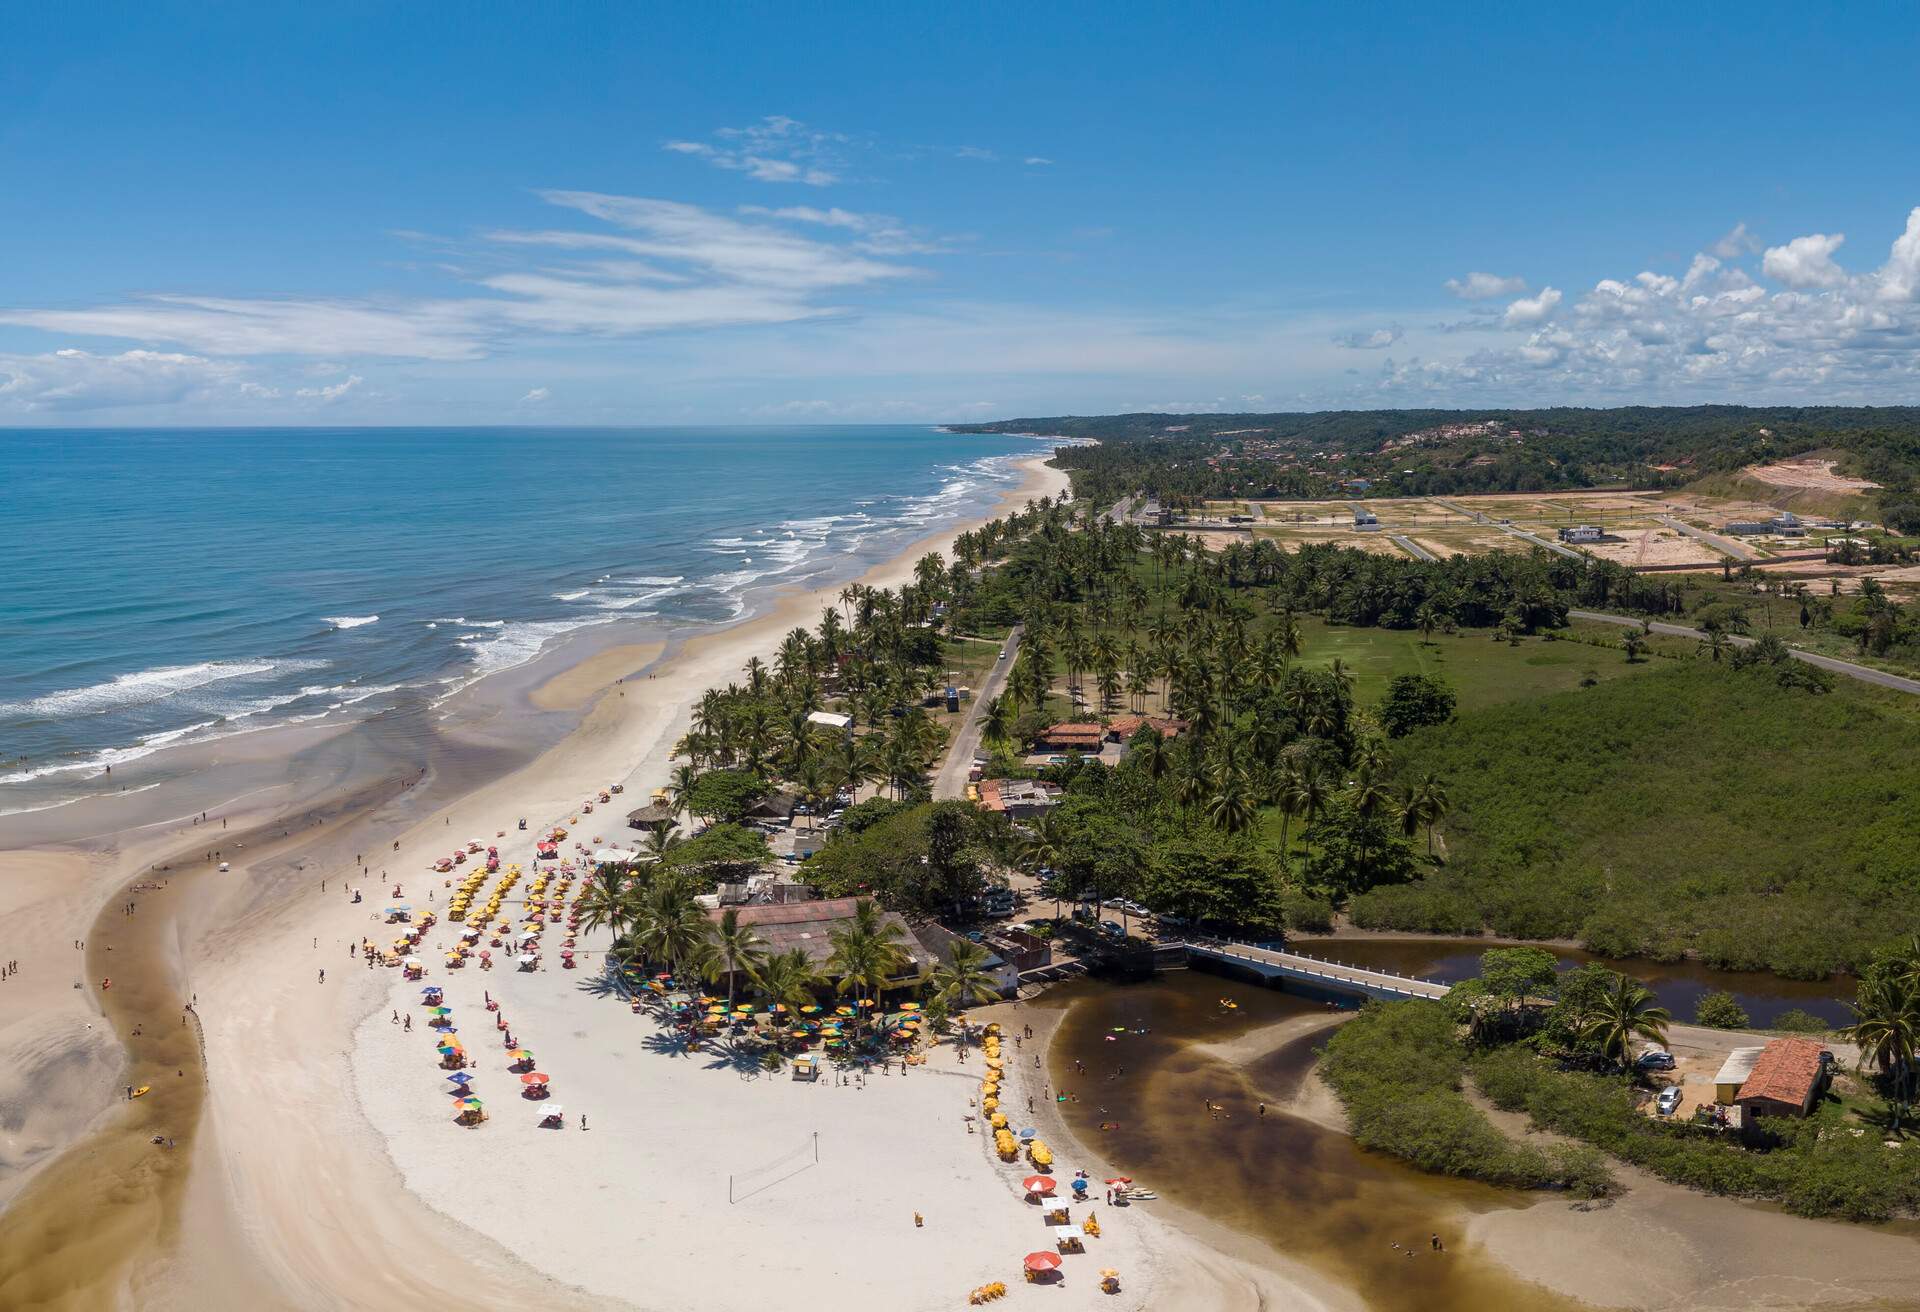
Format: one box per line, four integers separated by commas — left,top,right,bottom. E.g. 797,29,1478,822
950,405,1920,520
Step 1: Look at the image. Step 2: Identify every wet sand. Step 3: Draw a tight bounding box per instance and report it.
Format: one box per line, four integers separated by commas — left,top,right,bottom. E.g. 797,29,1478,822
0,454,1070,1310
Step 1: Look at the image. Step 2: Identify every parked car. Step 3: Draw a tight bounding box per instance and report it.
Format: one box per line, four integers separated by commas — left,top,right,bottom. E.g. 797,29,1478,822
1635,1048,1676,1071
1655,1086,1683,1115
1100,920,1125,939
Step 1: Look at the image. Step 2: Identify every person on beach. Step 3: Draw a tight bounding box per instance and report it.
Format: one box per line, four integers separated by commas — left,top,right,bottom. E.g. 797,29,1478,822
318,969,325,984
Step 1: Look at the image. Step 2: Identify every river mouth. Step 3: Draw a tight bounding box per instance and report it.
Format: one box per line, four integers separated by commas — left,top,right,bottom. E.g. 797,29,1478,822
1044,969,1587,1312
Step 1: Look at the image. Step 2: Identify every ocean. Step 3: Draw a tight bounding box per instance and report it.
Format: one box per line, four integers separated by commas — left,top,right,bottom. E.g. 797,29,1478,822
0,426,1050,810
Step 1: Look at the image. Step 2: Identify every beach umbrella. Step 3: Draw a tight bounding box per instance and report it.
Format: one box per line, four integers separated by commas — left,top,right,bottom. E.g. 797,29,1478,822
1018,1128,1038,1141
899,1001,921,1012
835,1006,854,1017
446,1072,474,1085
419,986,441,994
428,1006,451,1016
456,1096,484,1109
1103,1177,1132,1185
1022,1176,1056,1195
519,1072,549,1085
799,1005,820,1014
856,998,874,1009
509,1048,533,1060
1023,1253,1062,1273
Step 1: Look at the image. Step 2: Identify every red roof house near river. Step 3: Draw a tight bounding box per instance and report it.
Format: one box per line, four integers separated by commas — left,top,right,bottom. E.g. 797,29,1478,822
1735,1037,1829,1118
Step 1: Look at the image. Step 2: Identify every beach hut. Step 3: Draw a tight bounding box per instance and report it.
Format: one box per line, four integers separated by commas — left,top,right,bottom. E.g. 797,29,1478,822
625,803,675,831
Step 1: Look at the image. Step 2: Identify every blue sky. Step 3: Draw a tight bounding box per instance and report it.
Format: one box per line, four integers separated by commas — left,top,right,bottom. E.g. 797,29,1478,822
3,2,1918,422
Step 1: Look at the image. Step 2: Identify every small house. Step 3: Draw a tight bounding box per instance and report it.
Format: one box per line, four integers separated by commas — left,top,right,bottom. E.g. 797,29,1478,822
1734,1037,1829,1119
1035,722,1106,753
976,777,1062,820
1558,525,1603,543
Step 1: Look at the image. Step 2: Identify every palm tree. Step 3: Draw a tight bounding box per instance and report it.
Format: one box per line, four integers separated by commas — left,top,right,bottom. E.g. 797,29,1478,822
1281,762,1333,872
752,948,826,1013
1579,973,1672,1070
1400,772,1451,857
1842,969,1920,1129
1204,768,1257,833
827,898,910,1032
1697,630,1731,663
577,867,636,941
666,763,700,823
928,939,1002,1011
632,877,714,979
643,823,684,863
702,908,768,1012
1621,631,1646,664
980,694,1012,750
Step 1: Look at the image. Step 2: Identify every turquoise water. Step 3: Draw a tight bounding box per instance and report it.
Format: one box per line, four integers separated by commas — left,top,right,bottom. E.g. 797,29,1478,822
0,426,1047,790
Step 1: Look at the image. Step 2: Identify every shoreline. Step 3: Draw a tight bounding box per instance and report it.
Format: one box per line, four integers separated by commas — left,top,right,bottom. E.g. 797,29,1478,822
0,453,1070,1309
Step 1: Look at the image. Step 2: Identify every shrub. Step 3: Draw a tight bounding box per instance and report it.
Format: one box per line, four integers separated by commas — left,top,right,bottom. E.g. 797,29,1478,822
1281,890,1335,934
1771,1008,1832,1034
1694,990,1751,1029
1319,1001,1612,1197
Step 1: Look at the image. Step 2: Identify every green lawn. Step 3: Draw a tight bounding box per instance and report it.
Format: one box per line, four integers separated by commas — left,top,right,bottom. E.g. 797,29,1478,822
1293,617,1663,713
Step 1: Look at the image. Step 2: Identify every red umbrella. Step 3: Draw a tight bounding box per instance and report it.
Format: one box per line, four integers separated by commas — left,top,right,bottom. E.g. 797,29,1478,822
519,1072,549,1085
1022,1175,1057,1195
1103,1177,1133,1185
1023,1252,1063,1273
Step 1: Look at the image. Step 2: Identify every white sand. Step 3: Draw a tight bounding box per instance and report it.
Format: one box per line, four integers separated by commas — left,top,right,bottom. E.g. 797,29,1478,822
168,455,1153,1310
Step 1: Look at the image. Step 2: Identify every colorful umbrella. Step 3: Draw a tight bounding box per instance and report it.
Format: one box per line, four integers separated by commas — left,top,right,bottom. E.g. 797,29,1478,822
1023,1252,1062,1273
1022,1176,1057,1195
519,1072,549,1085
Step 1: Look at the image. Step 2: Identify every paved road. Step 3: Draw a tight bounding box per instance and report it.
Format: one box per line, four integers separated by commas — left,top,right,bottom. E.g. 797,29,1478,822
932,624,1022,799
1391,534,1438,562
1432,498,1588,561
1568,609,1920,695
1655,514,1758,561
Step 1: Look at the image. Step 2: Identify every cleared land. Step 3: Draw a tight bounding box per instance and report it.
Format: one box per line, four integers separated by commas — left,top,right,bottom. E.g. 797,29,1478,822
1744,457,1879,494
1218,490,1844,569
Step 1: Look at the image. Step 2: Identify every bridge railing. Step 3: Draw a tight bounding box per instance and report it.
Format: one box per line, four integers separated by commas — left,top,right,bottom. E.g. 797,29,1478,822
1183,938,1450,999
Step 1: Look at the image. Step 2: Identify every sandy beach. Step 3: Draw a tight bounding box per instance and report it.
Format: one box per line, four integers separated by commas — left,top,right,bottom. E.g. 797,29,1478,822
1,454,1103,1310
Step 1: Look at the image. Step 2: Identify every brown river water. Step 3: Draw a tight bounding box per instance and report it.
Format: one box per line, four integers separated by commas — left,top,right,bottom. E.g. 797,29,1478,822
1043,969,1586,1312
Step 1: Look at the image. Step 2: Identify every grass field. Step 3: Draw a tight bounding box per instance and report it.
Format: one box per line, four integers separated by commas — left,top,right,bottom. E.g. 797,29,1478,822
1293,617,1661,713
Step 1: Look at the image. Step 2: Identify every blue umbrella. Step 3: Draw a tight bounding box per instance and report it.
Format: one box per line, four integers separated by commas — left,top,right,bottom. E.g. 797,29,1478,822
1017,1128,1038,1141
420,986,442,994
446,1072,474,1084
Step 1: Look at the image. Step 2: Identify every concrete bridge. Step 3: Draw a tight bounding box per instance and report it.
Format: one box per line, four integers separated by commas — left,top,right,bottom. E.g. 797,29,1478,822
1181,940,1452,1003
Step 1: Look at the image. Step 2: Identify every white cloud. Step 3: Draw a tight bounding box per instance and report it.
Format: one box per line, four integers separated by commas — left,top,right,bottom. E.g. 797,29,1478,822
661,115,844,186
1710,222,1762,259
0,193,920,359
1502,287,1563,326
735,204,949,255
1363,207,1920,404
1878,206,1920,302
0,348,245,411
1762,232,1848,288
1333,325,1403,349
1445,271,1528,300
1024,157,1054,166
294,374,362,402
520,386,550,404
954,146,997,162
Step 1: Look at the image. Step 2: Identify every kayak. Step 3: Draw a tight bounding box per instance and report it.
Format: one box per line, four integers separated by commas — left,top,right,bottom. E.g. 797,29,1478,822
131,1085,151,1098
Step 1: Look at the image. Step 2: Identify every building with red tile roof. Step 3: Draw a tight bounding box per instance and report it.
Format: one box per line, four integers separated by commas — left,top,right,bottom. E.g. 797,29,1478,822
1735,1037,1829,1118
1035,722,1105,751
